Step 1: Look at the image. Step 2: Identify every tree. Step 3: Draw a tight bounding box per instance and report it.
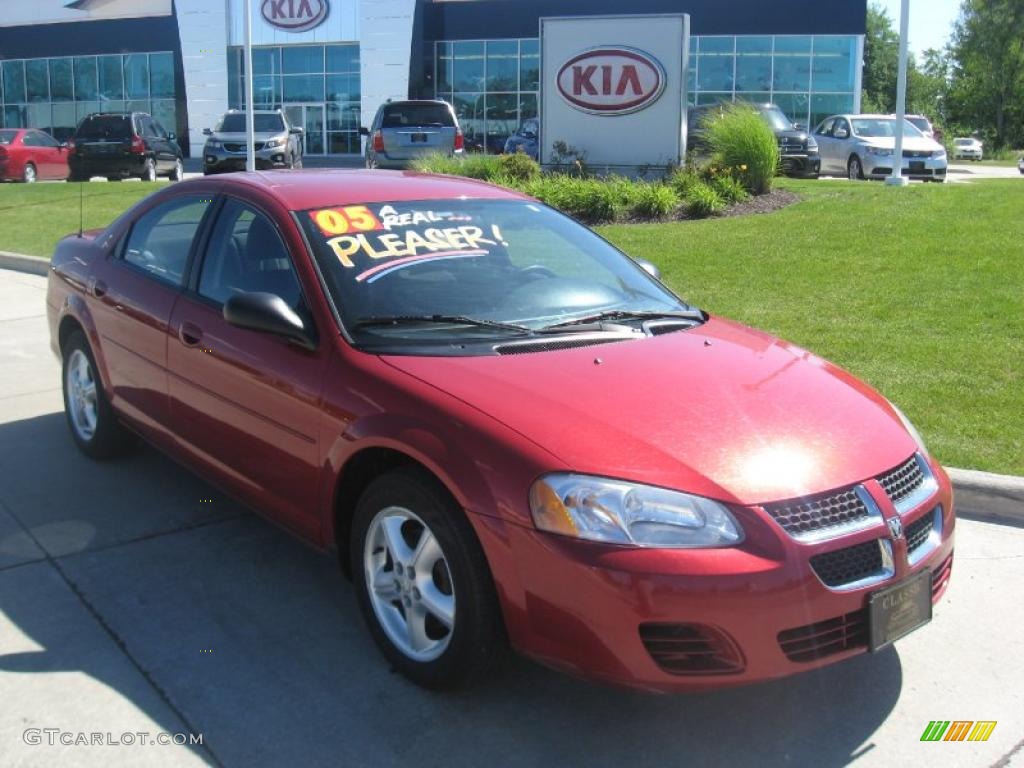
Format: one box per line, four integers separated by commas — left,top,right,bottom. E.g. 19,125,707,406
946,0,1024,148
862,3,901,113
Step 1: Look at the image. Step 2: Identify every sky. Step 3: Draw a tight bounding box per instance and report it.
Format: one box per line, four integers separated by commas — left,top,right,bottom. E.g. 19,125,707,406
877,0,962,55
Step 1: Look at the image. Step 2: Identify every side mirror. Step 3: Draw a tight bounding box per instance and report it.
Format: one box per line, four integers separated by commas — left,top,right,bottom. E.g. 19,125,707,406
289,126,304,135
634,258,661,280
793,122,805,131
834,128,849,139
359,126,370,136
167,132,176,141
59,142,69,150
202,128,212,136
223,292,316,351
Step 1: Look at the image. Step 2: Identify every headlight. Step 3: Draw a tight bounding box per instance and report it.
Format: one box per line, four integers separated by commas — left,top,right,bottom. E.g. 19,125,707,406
529,474,744,548
889,402,930,457
866,146,893,157
934,149,947,160
806,136,818,151
265,138,284,148
206,140,222,149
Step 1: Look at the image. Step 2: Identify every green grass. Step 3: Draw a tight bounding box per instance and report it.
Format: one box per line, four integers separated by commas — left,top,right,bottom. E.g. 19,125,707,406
1,178,1020,474
599,179,1024,475
0,182,161,257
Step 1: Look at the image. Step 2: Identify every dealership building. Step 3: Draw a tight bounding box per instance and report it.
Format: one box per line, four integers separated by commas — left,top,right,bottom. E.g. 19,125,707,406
0,0,866,158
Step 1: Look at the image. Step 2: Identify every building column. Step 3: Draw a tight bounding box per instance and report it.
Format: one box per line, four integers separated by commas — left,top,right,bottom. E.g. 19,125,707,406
176,0,229,158
358,0,418,145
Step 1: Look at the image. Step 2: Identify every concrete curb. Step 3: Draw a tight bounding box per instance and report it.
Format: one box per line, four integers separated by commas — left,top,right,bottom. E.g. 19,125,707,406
0,258,1022,527
0,251,49,277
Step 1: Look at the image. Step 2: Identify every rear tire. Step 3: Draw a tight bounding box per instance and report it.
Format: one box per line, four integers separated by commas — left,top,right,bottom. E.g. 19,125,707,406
169,158,184,181
22,163,37,183
350,467,503,690
62,331,133,460
141,157,157,182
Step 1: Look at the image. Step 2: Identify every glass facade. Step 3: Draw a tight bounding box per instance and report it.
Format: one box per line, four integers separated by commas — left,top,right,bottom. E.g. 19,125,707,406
227,44,361,155
432,39,539,153
430,34,859,146
0,52,176,142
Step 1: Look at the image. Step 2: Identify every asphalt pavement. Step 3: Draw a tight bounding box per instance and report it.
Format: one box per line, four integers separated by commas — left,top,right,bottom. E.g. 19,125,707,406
0,270,1021,768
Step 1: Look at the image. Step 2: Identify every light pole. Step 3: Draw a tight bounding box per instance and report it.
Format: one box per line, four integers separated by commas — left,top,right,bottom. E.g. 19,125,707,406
886,0,911,186
241,0,253,171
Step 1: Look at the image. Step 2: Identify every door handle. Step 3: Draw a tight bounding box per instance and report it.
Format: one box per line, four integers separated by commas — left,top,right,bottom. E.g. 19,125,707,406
92,279,108,298
179,322,203,347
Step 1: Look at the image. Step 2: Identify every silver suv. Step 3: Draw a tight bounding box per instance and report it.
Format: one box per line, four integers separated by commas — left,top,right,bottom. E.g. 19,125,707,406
202,109,303,175
361,100,463,169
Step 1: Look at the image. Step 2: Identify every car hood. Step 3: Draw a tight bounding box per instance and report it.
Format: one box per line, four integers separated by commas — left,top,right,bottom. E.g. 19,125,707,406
380,317,917,506
860,136,943,152
776,129,810,142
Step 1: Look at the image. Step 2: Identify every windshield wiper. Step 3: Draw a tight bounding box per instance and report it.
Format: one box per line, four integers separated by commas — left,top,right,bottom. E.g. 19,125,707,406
538,309,704,332
353,314,534,335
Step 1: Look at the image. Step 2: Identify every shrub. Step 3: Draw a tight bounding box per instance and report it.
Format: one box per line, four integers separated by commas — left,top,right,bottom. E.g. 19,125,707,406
703,104,780,195
497,151,541,182
709,173,750,204
685,181,726,217
669,167,702,198
523,175,620,223
629,182,680,219
409,152,503,181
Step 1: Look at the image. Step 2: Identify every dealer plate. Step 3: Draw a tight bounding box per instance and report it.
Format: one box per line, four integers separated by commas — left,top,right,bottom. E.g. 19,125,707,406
910,161,925,172
868,568,932,651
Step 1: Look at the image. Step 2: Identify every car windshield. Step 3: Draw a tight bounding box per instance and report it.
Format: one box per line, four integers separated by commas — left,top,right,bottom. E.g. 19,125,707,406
852,118,923,138
76,115,132,140
218,113,285,133
300,198,691,349
381,103,455,128
0,130,16,145
519,120,538,136
759,106,795,132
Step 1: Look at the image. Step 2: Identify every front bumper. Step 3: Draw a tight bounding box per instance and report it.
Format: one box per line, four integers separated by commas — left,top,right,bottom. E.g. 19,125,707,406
780,153,821,178
204,147,290,173
473,460,955,692
865,155,948,181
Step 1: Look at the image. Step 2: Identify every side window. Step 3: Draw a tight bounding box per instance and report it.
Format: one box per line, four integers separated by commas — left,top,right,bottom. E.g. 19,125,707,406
143,117,159,138
152,119,168,138
122,197,212,285
35,131,59,147
816,119,834,137
198,200,303,310
834,118,850,137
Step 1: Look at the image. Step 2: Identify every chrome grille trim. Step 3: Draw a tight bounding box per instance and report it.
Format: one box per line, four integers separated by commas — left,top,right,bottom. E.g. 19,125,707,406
880,453,939,515
907,506,943,566
763,485,882,544
810,539,896,592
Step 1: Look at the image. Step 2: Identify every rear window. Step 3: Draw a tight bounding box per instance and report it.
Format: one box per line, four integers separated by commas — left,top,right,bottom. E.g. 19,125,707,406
76,115,133,140
381,103,454,129
218,113,285,133
0,130,17,145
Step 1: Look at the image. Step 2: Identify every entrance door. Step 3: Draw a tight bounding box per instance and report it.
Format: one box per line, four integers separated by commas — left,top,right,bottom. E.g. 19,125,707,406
284,104,325,155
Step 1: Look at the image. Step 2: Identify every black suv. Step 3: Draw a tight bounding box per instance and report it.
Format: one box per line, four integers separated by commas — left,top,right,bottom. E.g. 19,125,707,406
688,102,821,178
69,112,183,182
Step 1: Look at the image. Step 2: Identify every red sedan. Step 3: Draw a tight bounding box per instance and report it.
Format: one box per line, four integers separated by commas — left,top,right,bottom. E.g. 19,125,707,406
0,128,70,182
46,170,954,692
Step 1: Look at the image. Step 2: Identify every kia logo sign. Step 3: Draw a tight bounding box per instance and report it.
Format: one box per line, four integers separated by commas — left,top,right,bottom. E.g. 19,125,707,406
556,47,666,115
261,0,328,32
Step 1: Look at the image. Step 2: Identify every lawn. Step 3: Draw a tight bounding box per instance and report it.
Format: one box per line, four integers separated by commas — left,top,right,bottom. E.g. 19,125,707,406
0,182,161,258
0,178,1021,475
600,179,1024,476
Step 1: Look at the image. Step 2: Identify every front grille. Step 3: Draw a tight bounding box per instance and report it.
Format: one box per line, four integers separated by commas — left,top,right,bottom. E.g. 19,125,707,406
906,508,937,554
764,487,871,539
903,149,932,158
878,456,925,505
224,141,266,152
810,538,885,587
778,609,868,662
639,623,744,675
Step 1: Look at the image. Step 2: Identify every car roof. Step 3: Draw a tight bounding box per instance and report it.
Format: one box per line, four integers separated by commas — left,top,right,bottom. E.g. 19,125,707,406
201,169,531,210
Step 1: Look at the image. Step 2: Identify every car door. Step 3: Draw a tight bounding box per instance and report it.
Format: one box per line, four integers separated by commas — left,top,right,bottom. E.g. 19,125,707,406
151,117,179,168
89,195,214,437
30,130,65,178
166,197,328,538
831,118,853,167
814,119,836,173
140,116,167,171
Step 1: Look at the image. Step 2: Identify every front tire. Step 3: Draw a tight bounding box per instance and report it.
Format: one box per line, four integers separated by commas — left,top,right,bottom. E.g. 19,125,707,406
848,155,865,181
350,467,503,690
22,163,37,183
62,331,132,460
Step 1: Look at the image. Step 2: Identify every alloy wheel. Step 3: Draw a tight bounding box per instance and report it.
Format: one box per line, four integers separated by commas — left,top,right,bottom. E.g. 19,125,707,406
66,349,98,441
23,163,36,183
363,506,456,662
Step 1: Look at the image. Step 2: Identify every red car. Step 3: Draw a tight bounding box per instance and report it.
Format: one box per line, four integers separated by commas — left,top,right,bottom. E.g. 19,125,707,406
46,170,954,692
0,128,70,182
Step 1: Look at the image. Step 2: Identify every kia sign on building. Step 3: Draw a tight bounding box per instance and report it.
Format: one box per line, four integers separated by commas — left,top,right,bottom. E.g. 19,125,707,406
261,0,328,32
541,14,690,171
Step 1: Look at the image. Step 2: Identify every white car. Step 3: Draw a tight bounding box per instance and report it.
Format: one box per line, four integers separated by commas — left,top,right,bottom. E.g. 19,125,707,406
953,137,984,161
1019,156,1024,175
814,114,948,182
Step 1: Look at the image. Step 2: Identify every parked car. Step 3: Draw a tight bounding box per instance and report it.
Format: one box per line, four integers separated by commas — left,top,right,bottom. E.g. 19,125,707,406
47,170,955,692
688,102,820,178
203,109,304,174
362,100,463,169
901,114,936,139
0,128,70,182
1019,156,1024,175
814,114,948,182
503,118,539,161
68,112,183,182
952,137,983,161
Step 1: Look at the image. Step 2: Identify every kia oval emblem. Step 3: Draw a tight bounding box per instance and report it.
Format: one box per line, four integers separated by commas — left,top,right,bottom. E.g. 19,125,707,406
556,46,666,115
887,517,904,539
261,0,329,33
